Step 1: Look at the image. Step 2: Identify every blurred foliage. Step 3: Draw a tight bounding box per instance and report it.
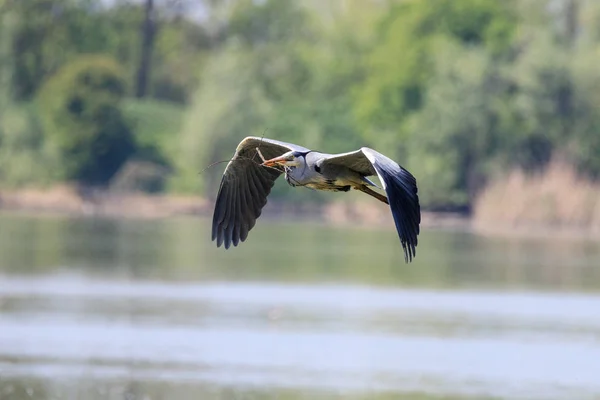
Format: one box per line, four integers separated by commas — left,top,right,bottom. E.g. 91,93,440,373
355,0,516,145
178,0,366,200
36,55,135,185
0,103,54,185
2,0,600,209
0,375,501,400
5,0,211,103
121,98,184,166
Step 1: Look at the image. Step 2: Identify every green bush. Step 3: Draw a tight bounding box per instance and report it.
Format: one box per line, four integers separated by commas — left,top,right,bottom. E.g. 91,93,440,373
121,98,184,166
36,55,136,185
116,99,185,193
0,103,57,186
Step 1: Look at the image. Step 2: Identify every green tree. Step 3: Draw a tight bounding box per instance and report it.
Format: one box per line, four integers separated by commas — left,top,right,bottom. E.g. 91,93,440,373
8,0,114,100
403,0,600,209
507,31,600,176
6,0,210,104
176,1,320,196
0,0,14,111
37,55,136,185
354,0,516,154
177,0,369,201
406,43,499,209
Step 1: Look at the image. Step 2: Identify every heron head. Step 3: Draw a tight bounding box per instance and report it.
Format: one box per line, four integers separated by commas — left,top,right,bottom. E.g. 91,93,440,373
262,151,308,168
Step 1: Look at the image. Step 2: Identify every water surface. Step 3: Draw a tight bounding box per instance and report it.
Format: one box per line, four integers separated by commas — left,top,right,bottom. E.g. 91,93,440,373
1,213,599,400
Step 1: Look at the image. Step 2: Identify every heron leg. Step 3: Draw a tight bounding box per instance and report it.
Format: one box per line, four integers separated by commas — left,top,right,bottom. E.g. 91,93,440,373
356,185,389,205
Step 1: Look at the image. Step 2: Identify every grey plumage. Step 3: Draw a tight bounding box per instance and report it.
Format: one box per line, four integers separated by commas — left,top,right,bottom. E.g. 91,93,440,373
211,136,421,262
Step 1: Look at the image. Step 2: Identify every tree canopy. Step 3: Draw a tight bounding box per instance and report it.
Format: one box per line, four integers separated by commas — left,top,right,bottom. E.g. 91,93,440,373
1,0,599,212
37,55,136,185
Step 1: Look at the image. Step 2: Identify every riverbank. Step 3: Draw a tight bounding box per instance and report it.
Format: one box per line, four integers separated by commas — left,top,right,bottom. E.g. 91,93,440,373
3,174,600,241
0,184,467,230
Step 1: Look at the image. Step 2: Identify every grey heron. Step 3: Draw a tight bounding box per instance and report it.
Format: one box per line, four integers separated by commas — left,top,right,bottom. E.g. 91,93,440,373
211,137,421,262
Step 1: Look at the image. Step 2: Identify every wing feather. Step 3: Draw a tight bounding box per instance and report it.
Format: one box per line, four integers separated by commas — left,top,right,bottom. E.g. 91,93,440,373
237,181,253,240
239,188,250,242
212,136,307,248
245,167,264,213
320,147,421,262
316,149,376,176
230,183,240,247
361,148,420,263
215,183,230,247
212,137,420,261
226,181,237,247
212,181,227,239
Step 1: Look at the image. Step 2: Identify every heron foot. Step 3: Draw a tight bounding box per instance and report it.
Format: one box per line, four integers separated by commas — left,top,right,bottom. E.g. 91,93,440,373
356,185,389,205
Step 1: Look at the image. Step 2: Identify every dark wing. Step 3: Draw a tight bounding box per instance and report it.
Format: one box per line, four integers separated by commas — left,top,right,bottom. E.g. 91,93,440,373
320,148,421,263
212,136,310,249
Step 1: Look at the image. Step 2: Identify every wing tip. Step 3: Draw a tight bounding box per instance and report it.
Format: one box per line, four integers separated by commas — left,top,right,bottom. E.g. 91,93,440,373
365,150,420,264
401,242,416,264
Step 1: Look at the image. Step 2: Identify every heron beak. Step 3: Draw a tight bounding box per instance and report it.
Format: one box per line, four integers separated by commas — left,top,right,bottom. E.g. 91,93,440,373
262,156,288,167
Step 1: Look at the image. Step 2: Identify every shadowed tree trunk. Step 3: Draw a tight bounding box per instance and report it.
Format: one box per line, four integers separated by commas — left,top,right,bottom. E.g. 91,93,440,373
565,0,579,47
135,0,155,98
0,4,14,108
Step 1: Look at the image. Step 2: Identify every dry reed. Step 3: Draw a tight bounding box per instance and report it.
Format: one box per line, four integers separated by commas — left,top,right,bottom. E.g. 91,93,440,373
474,159,600,235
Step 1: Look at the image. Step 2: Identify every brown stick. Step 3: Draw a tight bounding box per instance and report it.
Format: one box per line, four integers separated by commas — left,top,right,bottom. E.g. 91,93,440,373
256,147,266,163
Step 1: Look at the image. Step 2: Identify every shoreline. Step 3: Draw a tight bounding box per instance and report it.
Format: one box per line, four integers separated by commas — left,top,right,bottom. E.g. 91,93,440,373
2,185,600,241
0,184,469,229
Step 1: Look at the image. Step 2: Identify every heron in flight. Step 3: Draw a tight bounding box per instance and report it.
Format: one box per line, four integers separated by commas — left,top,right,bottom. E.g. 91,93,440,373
212,137,421,262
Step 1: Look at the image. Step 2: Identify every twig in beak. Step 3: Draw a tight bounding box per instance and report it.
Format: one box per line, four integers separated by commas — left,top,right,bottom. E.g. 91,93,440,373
256,147,266,163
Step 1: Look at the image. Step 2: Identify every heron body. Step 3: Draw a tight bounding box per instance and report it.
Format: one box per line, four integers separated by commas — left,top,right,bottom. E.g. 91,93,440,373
283,152,364,191
211,137,421,262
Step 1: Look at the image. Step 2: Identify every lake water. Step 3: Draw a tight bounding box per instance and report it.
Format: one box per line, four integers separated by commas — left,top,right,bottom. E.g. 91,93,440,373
1,213,600,400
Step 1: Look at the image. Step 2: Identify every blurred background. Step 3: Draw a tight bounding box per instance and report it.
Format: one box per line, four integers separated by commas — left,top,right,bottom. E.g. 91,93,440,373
1,0,600,399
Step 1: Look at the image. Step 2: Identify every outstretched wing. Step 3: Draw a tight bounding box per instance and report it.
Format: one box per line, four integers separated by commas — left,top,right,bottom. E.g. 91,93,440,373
212,137,310,249
319,148,421,263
